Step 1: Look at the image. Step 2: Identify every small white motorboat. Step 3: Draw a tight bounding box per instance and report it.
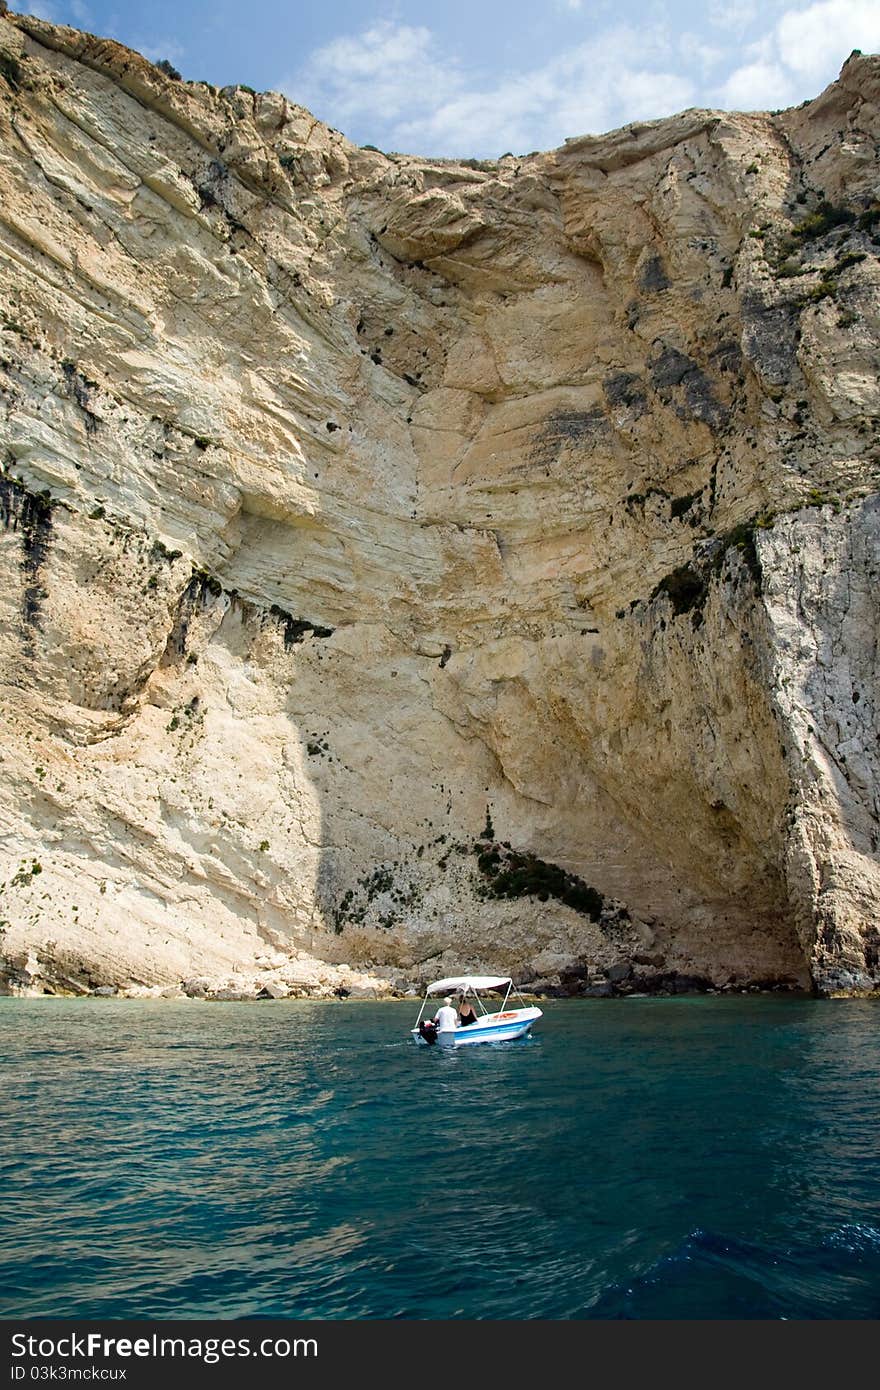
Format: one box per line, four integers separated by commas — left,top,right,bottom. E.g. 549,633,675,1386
411,974,542,1047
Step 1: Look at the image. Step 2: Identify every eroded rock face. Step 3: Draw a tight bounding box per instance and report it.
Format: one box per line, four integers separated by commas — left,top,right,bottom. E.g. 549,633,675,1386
1,13,878,997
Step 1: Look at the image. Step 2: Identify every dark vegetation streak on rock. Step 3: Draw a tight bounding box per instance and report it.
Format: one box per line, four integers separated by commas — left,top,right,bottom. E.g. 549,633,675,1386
0,474,54,641
530,408,607,467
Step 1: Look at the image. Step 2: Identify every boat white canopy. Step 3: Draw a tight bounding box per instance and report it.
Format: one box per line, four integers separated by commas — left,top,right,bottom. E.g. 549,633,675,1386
424,975,512,994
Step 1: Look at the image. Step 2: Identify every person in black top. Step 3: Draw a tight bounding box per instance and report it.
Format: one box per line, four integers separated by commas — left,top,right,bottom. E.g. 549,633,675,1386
458,996,479,1026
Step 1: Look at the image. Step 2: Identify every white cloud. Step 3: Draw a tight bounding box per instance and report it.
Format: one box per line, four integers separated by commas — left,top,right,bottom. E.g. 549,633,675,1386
777,0,880,80
719,58,797,107
286,20,694,156
678,34,726,74
29,0,92,27
21,1,58,18
554,0,615,13
284,1,880,157
719,0,880,109
292,21,463,130
709,0,763,33
136,38,185,67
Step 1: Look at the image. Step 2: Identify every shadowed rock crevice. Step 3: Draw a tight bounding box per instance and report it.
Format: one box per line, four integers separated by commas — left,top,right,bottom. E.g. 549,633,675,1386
0,474,55,644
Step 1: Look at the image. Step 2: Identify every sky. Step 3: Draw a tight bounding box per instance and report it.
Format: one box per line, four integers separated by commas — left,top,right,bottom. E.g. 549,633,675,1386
13,0,880,156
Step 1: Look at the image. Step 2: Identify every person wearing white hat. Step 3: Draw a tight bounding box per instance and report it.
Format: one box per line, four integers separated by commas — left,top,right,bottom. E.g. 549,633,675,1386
433,996,459,1034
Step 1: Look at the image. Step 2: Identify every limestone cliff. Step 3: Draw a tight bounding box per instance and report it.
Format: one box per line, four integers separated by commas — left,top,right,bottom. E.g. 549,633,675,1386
1,11,878,999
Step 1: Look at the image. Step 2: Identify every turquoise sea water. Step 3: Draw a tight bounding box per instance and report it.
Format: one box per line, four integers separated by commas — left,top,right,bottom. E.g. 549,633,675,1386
1,996,879,1319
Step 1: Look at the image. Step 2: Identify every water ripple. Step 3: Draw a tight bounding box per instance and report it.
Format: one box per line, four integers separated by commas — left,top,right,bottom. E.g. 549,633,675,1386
1,997,879,1317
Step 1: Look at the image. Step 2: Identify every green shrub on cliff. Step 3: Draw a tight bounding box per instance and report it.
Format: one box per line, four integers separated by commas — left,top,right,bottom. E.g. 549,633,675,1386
475,843,607,921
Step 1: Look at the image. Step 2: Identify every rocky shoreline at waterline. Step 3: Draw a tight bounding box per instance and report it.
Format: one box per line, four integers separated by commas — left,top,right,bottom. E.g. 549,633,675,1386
1,959,814,1002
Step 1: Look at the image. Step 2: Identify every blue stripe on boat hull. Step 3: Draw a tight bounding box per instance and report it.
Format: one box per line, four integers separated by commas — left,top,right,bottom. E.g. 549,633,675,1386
411,1020,538,1046
450,1025,533,1045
